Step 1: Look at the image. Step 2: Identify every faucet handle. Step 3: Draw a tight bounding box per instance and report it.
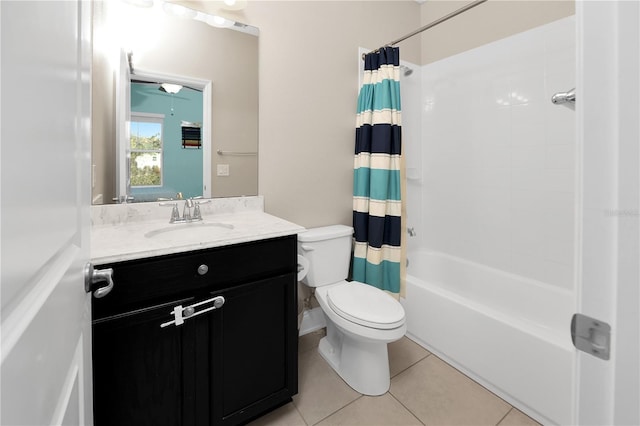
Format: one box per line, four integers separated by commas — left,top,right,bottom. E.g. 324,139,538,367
112,195,135,203
160,202,180,223
192,203,202,221
192,199,210,221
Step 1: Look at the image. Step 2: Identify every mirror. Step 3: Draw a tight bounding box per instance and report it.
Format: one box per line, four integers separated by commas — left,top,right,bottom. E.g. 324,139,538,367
91,1,259,204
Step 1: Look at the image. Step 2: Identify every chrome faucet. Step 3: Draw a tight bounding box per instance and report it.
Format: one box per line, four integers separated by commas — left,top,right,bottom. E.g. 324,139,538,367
183,198,194,221
160,197,211,223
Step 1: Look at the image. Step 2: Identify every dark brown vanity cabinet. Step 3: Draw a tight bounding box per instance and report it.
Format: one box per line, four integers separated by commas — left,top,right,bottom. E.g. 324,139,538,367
91,235,298,426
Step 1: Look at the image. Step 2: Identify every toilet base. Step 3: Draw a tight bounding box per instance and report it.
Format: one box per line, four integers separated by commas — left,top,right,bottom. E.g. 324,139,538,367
317,321,391,396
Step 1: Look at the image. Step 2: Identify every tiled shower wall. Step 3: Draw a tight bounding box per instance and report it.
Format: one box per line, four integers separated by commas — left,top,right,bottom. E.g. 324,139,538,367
405,16,576,290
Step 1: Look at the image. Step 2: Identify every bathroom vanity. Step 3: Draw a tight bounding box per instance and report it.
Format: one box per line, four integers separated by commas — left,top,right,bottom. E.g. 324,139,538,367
90,197,304,425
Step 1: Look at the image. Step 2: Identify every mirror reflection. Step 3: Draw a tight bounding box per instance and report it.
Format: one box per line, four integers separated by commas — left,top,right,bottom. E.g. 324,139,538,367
91,1,259,204
129,83,204,201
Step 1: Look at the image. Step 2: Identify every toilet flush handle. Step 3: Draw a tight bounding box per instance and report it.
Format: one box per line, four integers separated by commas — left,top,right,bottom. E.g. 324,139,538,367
300,245,315,252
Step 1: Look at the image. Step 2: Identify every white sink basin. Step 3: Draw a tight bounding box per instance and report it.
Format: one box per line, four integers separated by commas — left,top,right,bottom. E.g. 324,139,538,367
144,222,234,241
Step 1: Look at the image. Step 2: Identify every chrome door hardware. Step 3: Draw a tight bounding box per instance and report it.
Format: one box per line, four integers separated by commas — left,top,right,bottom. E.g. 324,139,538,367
84,263,114,298
571,313,611,360
551,88,576,105
161,295,226,328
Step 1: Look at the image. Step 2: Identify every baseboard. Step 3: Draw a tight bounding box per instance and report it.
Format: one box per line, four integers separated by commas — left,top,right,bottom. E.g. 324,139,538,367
299,307,326,336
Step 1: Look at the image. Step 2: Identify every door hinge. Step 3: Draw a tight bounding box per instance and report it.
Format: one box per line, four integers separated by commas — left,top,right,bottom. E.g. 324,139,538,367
571,313,611,360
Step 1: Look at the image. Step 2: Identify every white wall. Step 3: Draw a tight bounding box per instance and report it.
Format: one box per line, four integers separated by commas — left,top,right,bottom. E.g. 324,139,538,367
412,16,576,290
421,0,575,65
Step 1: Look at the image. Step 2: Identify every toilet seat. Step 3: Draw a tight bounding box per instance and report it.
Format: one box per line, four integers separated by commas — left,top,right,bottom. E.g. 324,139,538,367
326,281,405,330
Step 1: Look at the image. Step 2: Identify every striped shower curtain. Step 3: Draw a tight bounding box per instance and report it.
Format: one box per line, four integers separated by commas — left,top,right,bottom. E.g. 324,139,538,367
352,47,402,294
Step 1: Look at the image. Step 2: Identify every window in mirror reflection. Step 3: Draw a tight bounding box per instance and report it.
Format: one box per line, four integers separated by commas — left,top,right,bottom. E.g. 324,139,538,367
129,82,204,201
130,113,164,187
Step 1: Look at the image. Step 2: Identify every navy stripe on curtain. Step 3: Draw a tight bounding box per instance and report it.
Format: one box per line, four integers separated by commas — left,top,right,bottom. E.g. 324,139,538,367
352,46,402,294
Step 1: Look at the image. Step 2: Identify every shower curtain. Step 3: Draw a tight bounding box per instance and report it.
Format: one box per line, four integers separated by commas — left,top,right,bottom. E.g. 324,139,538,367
352,46,403,295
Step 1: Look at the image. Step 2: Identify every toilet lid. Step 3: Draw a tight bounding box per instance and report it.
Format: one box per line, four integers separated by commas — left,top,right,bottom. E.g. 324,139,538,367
327,281,405,329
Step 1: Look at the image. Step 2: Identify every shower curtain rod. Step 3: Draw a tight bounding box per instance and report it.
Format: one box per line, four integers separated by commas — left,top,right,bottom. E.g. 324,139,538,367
363,0,488,59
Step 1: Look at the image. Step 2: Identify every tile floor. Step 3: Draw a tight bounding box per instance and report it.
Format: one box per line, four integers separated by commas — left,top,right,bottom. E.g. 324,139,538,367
250,329,542,426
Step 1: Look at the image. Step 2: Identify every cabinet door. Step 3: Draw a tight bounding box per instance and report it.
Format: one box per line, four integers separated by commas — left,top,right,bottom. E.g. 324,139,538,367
209,273,298,425
93,298,202,426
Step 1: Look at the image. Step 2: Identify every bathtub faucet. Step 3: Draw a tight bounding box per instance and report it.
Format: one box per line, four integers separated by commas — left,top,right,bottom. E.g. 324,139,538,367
407,227,416,237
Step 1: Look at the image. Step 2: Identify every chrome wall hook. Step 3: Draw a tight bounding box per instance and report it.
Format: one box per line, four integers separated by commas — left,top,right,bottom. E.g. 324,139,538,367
551,88,576,106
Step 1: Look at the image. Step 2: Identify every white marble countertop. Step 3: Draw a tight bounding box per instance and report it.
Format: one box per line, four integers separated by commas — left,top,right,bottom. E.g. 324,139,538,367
91,197,305,264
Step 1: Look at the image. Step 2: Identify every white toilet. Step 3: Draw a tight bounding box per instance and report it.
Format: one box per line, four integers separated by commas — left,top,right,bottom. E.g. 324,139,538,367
298,225,406,396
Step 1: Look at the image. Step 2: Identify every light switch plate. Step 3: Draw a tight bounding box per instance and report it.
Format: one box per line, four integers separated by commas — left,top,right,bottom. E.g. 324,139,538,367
217,164,230,176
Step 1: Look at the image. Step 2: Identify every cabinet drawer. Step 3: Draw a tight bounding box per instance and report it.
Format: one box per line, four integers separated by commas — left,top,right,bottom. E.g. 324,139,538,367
93,235,297,320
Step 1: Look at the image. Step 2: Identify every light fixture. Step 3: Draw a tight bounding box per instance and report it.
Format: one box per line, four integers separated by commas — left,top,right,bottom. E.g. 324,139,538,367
205,14,235,28
122,0,154,7
160,83,182,94
221,0,247,11
162,2,198,19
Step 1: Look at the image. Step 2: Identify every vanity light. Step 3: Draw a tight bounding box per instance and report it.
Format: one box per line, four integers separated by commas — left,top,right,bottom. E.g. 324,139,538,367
205,15,235,28
222,0,247,10
162,2,198,19
122,0,154,8
160,83,182,94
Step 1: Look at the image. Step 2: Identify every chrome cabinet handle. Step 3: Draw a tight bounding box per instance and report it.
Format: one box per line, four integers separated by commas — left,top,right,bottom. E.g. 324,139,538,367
84,263,114,298
161,295,225,328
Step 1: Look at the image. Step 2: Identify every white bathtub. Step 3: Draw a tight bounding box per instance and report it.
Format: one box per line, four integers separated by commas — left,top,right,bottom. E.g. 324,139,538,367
403,251,576,425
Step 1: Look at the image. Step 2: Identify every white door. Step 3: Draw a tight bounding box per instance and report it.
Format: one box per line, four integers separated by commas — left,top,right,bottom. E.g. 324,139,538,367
576,1,640,424
1,1,94,424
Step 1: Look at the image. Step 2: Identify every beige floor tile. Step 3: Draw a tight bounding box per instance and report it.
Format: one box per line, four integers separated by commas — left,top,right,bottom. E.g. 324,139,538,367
316,393,423,426
248,402,307,426
299,328,326,353
293,349,361,425
390,356,511,426
498,408,541,426
389,336,431,377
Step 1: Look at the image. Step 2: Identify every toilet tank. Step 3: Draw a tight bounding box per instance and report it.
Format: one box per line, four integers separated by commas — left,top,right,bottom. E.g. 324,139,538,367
298,225,353,287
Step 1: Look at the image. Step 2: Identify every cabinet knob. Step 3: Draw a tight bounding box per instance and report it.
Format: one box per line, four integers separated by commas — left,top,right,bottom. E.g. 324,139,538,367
197,264,209,275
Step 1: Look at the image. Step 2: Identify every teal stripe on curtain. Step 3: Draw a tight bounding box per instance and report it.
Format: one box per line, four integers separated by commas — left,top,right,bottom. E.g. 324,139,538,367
353,168,402,200
357,80,402,113
352,257,401,290
352,46,403,294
